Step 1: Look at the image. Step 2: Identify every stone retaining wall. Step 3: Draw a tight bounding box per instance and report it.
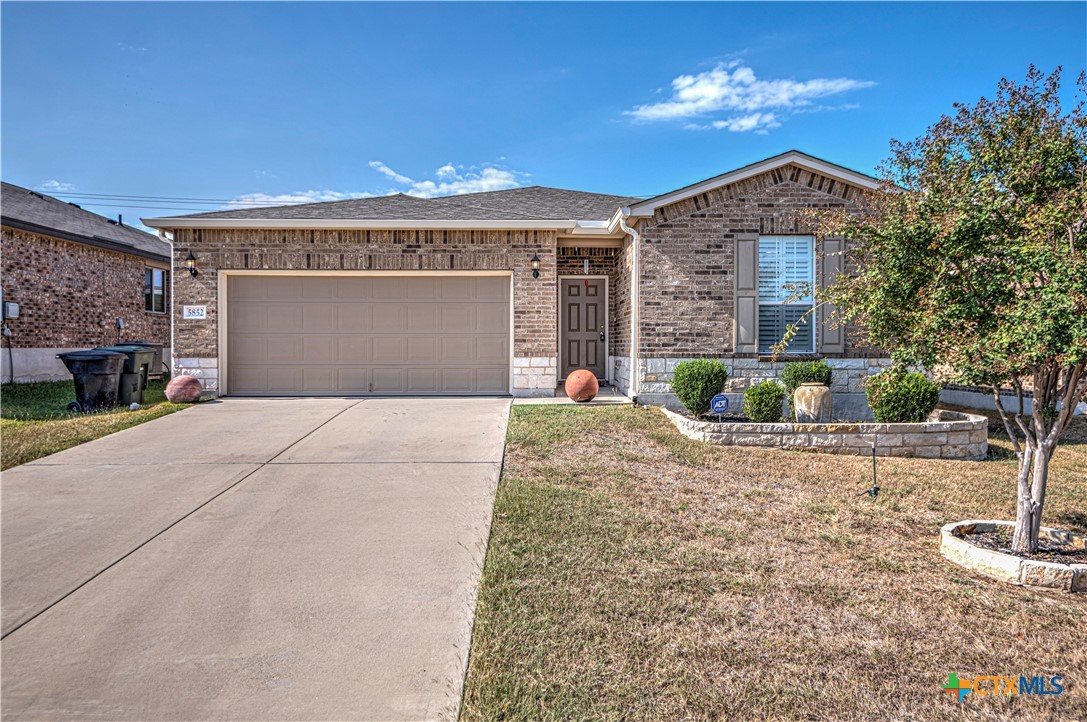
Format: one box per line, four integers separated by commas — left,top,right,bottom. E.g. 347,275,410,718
660,407,988,459
941,520,1086,592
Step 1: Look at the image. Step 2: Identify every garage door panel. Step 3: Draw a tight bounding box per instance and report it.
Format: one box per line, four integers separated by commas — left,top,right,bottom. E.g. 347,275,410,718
337,337,372,362
372,337,406,363
476,336,507,363
373,306,406,332
337,304,372,332
477,304,506,332
228,275,509,395
407,304,441,333
442,306,473,333
267,336,304,364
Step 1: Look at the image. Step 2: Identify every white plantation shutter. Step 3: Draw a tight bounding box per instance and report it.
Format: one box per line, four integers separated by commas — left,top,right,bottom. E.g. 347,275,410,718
758,236,814,352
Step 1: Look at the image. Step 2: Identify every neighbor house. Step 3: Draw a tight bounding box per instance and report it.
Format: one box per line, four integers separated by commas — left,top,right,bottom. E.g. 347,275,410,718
144,150,892,410
1,182,171,382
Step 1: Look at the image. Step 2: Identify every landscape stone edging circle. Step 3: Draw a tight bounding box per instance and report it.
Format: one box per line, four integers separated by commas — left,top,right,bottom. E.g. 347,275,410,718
940,520,1086,593
658,406,989,459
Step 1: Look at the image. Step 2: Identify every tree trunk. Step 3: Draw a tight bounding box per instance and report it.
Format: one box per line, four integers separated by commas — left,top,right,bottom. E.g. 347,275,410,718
1012,443,1056,555
1012,445,1036,554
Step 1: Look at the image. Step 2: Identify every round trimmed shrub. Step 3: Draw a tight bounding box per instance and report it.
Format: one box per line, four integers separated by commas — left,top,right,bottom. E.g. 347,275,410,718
743,381,786,423
782,360,834,419
670,359,729,416
865,369,941,423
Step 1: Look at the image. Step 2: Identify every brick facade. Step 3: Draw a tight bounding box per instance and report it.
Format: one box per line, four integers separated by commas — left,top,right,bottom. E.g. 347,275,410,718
1,226,170,380
171,227,560,394
636,163,869,359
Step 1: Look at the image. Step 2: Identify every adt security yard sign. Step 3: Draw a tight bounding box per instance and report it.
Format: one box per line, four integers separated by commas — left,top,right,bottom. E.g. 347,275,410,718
710,394,729,415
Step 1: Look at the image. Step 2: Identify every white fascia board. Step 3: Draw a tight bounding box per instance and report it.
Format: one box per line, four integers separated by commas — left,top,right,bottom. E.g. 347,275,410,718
141,217,586,231
625,151,881,217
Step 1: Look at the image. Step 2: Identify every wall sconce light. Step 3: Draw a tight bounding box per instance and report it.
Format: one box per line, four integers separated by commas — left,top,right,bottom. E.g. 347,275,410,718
530,253,541,279
186,251,199,277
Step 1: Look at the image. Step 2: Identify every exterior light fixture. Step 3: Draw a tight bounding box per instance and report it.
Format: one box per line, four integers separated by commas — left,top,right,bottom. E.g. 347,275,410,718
530,253,541,279
186,251,199,277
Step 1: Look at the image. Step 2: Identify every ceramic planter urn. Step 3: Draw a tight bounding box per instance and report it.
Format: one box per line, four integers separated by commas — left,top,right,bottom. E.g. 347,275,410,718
794,382,832,423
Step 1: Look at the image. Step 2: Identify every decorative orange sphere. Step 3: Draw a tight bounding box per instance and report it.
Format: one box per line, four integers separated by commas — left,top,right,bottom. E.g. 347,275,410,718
564,369,599,402
165,375,203,403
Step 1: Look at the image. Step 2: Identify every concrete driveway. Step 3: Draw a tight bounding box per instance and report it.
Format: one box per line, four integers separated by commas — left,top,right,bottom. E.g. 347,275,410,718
1,396,510,721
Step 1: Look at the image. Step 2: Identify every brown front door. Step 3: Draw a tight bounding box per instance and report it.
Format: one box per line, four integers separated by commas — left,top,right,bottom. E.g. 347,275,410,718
560,278,606,380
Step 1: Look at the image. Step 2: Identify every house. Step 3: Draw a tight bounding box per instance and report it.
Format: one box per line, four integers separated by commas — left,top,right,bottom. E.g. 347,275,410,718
144,150,892,412
1,182,172,382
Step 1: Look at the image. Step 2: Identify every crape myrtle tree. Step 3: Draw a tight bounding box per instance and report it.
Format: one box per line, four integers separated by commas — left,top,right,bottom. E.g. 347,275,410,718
806,67,1087,554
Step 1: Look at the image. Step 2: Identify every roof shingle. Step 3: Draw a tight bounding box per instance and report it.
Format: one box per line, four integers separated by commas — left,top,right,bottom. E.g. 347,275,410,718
166,186,642,222
2,182,169,259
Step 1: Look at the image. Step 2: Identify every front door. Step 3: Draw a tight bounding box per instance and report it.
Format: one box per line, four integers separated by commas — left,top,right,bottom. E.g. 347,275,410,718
560,278,606,380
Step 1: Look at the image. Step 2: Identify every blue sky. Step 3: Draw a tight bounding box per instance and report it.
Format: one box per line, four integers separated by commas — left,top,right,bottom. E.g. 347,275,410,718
2,2,1084,227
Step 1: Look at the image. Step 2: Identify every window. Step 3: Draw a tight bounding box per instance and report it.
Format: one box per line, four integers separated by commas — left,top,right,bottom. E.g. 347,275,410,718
145,267,167,313
758,236,814,353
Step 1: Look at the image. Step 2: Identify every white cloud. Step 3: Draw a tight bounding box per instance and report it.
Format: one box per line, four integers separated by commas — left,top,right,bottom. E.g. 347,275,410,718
626,61,873,132
368,161,413,185
368,162,526,198
227,189,374,208
39,179,76,193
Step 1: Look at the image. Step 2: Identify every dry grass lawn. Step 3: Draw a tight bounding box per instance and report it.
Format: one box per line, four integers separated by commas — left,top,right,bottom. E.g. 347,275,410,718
461,405,1087,721
1,380,189,469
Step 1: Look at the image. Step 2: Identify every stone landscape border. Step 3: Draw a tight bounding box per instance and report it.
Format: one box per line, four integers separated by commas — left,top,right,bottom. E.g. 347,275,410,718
659,407,988,459
940,520,1086,593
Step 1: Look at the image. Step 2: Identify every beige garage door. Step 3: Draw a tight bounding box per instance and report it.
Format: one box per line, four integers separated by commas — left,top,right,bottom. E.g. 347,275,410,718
227,275,510,395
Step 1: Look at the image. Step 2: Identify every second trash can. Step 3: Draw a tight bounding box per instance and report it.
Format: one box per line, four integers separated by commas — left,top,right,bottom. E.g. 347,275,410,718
56,350,127,413
97,345,155,405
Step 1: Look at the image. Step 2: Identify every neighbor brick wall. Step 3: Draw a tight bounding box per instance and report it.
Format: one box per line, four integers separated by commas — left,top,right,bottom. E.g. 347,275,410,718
1,226,170,348
171,226,558,371
636,163,871,359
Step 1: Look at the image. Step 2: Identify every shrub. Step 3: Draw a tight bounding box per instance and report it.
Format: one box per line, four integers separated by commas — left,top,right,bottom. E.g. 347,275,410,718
865,369,941,423
743,381,785,423
781,360,834,420
670,359,729,416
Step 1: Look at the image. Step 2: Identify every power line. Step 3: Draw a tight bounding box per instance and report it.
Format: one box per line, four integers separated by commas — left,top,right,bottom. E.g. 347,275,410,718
53,192,303,206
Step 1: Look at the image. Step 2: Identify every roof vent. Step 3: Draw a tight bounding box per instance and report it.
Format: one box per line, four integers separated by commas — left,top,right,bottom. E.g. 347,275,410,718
29,191,45,200
68,202,81,208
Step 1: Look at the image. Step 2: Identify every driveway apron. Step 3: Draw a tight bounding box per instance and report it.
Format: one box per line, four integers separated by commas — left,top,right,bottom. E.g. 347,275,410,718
1,397,510,722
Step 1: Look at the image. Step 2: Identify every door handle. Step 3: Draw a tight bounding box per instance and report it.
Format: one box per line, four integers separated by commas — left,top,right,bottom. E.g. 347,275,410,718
599,331,606,342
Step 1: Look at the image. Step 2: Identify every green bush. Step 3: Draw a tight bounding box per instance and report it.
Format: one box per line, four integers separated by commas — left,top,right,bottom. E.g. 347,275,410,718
670,359,729,416
781,360,834,420
743,381,785,423
865,369,941,423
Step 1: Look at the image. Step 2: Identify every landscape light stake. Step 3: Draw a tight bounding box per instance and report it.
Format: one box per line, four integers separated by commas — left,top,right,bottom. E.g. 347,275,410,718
859,443,880,498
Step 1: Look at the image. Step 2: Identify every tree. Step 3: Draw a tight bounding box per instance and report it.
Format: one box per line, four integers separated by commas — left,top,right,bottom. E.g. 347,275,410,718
807,67,1087,554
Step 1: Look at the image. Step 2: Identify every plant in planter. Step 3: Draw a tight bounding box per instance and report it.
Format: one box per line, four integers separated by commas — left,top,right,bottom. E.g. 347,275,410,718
782,360,834,421
805,67,1087,555
670,359,728,417
865,368,941,423
744,381,785,423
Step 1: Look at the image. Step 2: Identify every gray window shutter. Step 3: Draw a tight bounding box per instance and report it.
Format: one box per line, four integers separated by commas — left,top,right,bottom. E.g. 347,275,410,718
818,238,846,354
735,238,758,353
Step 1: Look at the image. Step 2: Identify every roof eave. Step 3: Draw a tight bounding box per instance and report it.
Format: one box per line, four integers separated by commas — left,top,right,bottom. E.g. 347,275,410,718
625,150,882,217
141,217,617,232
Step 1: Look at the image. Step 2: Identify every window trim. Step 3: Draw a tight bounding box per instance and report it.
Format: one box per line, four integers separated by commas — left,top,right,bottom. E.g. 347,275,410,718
145,266,168,315
757,235,816,354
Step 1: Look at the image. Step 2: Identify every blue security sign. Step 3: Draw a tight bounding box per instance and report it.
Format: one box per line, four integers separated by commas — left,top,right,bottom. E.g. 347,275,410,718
710,394,729,415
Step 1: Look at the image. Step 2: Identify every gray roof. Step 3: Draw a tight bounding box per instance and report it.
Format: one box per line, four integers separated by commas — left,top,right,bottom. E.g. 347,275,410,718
2,182,170,260
173,186,643,222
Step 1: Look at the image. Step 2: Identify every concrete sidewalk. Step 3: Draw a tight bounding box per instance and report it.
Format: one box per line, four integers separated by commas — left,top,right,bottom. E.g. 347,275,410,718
1,397,510,721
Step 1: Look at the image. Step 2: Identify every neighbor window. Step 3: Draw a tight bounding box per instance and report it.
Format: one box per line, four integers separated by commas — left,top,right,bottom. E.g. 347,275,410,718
758,235,814,353
145,267,167,313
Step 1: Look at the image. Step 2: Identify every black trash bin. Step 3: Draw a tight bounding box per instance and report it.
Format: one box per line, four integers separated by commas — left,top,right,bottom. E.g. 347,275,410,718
122,340,165,379
56,350,127,413
97,345,155,405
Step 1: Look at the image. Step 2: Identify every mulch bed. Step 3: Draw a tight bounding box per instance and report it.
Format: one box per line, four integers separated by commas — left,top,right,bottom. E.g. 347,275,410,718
965,527,1087,564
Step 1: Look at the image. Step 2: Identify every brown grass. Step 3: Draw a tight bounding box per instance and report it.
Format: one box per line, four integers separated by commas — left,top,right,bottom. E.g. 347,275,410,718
1,380,189,469
461,406,1087,721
